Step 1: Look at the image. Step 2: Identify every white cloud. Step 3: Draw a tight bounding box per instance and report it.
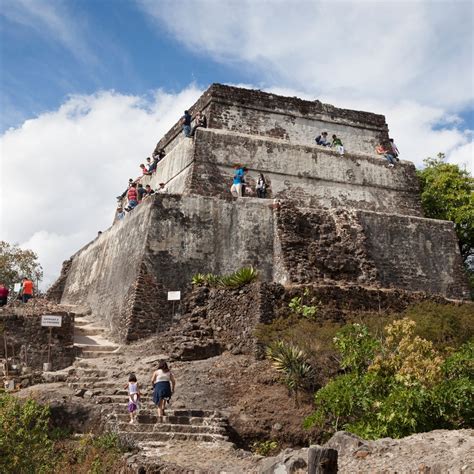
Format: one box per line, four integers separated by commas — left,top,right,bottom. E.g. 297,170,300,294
139,0,474,110
138,0,474,171
1,0,96,64
0,86,203,289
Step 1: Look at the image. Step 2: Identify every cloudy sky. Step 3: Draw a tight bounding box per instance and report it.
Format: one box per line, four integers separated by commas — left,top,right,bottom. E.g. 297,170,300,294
1,0,473,289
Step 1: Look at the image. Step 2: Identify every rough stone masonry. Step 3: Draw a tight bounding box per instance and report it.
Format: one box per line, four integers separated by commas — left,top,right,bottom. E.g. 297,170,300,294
49,84,470,343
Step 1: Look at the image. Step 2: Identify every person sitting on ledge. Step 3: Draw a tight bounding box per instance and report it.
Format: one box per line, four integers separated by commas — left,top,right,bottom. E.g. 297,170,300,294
137,183,146,203
230,164,245,198
315,131,330,146
156,182,167,194
390,138,400,162
181,110,192,137
191,111,207,137
256,173,267,198
143,184,155,199
116,206,125,220
140,163,152,177
331,134,344,155
125,183,138,211
146,157,153,172
376,144,396,168
117,178,134,200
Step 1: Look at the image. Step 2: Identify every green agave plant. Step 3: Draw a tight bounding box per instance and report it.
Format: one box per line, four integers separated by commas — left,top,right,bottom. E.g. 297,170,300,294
266,341,312,398
192,267,259,288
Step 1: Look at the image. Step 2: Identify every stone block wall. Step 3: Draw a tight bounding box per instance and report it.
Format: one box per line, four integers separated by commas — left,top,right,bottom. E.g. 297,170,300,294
155,83,389,157
0,307,75,370
190,128,422,215
360,211,470,299
275,204,470,299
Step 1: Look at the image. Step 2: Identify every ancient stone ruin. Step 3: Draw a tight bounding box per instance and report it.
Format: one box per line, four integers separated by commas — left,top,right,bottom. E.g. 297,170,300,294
48,84,470,343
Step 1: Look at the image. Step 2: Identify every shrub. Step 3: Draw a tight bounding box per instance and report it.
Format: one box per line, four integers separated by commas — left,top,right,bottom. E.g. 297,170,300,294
219,267,259,288
266,341,313,402
0,394,54,473
305,320,474,439
192,267,258,288
288,288,318,320
251,439,279,456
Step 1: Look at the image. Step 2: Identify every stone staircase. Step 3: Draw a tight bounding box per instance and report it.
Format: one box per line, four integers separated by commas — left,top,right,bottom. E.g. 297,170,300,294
67,362,231,460
74,314,120,359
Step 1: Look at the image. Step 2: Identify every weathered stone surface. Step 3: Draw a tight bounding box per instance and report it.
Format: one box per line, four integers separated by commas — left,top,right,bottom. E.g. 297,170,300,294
0,300,75,370
49,84,470,344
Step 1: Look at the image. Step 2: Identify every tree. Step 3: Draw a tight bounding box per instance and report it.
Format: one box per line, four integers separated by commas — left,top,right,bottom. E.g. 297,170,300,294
417,153,474,263
0,241,43,290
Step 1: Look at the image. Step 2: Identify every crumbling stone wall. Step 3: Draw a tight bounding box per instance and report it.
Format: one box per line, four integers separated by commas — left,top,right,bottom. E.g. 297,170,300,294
45,258,73,303
360,211,470,299
181,282,457,357
275,204,470,299
0,306,75,370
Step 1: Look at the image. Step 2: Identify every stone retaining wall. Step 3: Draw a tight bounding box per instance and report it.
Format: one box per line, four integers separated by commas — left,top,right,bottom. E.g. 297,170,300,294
0,305,75,371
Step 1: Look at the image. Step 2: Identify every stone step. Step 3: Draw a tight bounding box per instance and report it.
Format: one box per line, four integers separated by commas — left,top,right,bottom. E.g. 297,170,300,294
116,422,226,435
116,430,228,443
78,351,119,359
111,413,226,426
75,344,118,352
75,327,105,337
111,408,220,418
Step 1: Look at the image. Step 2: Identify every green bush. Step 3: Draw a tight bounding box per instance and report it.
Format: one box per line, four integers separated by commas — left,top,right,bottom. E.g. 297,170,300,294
305,321,474,439
0,394,54,473
251,439,279,456
288,288,318,320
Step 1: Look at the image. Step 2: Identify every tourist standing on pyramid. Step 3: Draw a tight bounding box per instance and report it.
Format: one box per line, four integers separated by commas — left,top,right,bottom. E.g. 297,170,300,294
151,361,176,419
181,110,192,137
230,164,245,198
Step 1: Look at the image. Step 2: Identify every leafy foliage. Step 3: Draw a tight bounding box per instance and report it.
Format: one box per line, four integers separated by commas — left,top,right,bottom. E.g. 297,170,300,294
417,153,474,263
266,341,313,401
0,240,43,290
305,320,474,439
0,394,54,473
333,323,380,374
191,267,258,288
251,439,279,456
288,288,318,320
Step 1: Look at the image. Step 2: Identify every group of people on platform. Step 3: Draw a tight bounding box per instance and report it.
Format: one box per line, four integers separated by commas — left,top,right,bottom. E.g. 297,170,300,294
0,277,34,306
126,361,176,424
115,109,403,216
230,165,267,199
181,110,207,138
315,130,401,168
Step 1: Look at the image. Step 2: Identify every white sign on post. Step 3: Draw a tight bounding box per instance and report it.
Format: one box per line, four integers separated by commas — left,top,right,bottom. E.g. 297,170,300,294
41,315,62,327
167,291,181,301
13,283,21,292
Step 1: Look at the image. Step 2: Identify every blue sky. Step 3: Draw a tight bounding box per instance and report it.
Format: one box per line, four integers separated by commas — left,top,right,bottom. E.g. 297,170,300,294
1,0,473,288
0,0,254,131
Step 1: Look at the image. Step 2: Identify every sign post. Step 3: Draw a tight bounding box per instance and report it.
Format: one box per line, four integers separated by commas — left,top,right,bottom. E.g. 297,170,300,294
41,315,62,371
167,291,181,321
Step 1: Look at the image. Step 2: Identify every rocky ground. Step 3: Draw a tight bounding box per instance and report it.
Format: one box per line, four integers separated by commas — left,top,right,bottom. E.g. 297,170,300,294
7,301,473,473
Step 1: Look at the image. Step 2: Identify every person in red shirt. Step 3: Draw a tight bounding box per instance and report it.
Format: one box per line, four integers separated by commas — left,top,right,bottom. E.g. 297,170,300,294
125,183,138,212
21,277,34,303
0,283,9,306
